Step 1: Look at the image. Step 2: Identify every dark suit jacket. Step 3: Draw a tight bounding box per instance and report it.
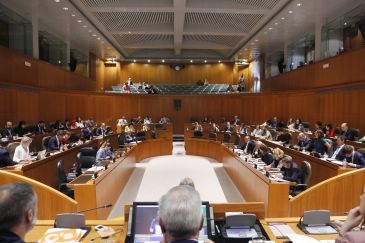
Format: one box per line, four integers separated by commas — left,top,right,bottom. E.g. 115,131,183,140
346,151,365,168
83,129,93,140
281,162,302,183
0,230,24,243
297,138,312,151
241,140,255,154
277,133,291,144
95,127,107,136
330,145,345,161
34,125,46,135
232,119,241,125
1,128,14,138
47,136,60,153
0,147,17,168
342,130,355,141
261,153,274,165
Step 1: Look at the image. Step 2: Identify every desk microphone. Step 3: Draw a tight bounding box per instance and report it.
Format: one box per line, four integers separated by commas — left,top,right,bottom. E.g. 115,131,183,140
77,204,113,214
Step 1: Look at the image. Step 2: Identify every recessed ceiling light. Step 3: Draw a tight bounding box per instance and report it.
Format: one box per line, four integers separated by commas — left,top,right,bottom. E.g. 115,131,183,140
218,60,221,63
97,37,101,40
71,14,75,17
147,60,151,63
288,10,293,14
77,20,82,23
190,60,193,63
162,59,165,63
344,22,347,26
297,3,302,7
62,7,68,11
281,17,285,20
128,31,131,34
92,34,97,37
269,27,273,30
204,60,207,63
133,60,136,62
88,30,92,32
82,25,87,28
255,39,259,42
54,0,60,3
275,22,278,25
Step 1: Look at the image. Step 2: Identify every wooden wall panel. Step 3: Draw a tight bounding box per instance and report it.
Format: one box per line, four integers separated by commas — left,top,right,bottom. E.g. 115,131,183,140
117,62,234,87
38,61,65,89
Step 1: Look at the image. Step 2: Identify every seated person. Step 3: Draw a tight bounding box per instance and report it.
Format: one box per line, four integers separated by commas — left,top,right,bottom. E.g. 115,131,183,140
276,129,291,145
75,117,84,128
210,123,219,133
82,126,93,140
341,123,355,141
158,185,212,243
60,131,71,150
224,122,233,132
241,136,255,154
193,122,203,132
280,156,302,183
314,121,325,133
14,121,30,137
34,121,46,135
330,136,346,160
1,121,14,138
125,132,136,143
252,140,263,158
0,141,17,168
117,116,128,126
239,124,249,135
271,117,280,128
251,125,264,136
287,118,295,130
325,123,335,138
293,119,305,132
46,130,64,153
232,115,241,126
144,116,152,125
159,116,170,124
95,123,108,136
132,116,142,125
296,133,312,151
261,127,273,140
84,118,94,128
266,147,284,169
202,116,211,124
336,190,365,242
142,124,150,132
96,142,112,162
13,137,32,163
53,120,65,131
359,135,365,143
0,183,38,242
259,145,274,165
342,145,365,168
311,130,331,156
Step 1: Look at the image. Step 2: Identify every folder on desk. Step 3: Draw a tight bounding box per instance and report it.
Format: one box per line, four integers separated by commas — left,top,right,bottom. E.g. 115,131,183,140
38,228,87,243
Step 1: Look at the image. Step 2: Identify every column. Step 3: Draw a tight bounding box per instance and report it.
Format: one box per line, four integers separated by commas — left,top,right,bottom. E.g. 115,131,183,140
31,0,39,59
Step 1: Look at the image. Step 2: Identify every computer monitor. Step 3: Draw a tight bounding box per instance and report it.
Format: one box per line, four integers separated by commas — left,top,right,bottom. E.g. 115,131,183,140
130,202,212,243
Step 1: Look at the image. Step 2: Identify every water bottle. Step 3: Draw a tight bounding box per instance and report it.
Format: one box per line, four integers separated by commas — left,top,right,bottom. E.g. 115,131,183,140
342,159,348,168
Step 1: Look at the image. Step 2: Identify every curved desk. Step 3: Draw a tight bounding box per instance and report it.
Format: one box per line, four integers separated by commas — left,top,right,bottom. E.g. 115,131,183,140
185,138,290,218
68,138,173,219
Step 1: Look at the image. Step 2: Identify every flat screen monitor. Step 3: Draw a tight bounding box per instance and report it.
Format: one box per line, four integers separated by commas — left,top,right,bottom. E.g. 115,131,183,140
130,202,211,243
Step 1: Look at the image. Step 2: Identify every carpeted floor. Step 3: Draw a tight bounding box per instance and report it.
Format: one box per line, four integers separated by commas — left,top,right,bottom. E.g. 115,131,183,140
108,142,244,219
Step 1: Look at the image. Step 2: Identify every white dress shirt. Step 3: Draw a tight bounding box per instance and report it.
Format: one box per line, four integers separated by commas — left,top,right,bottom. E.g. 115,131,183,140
13,145,30,162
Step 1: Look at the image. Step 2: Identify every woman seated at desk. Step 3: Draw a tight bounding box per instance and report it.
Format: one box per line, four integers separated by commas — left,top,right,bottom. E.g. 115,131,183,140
266,147,284,169
13,137,32,162
280,156,302,183
96,142,112,162
312,130,331,156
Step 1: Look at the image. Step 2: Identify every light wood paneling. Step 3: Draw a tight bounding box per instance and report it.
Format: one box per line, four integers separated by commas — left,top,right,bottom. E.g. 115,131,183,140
289,169,365,217
0,170,77,219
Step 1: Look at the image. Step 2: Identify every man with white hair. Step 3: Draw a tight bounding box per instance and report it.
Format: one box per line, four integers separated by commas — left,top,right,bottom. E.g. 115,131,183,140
0,182,38,242
158,185,213,243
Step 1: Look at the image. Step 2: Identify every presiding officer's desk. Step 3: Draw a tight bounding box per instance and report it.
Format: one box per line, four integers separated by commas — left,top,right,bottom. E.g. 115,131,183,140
261,216,346,242
2,133,119,189
26,219,125,243
185,138,290,218
69,138,173,220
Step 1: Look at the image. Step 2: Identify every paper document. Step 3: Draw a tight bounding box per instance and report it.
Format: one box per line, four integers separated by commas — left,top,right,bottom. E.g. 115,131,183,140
226,228,258,238
287,234,335,243
38,228,87,243
268,223,296,238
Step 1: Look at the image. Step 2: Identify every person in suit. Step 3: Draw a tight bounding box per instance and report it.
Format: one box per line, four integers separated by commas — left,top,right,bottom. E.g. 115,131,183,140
239,124,249,135
96,142,112,162
232,115,241,126
144,116,152,125
1,121,14,138
280,156,302,183
341,123,355,141
82,126,93,141
13,137,32,163
158,185,213,243
14,121,30,137
342,145,365,168
261,127,273,140
260,145,274,165
336,190,365,242
0,183,38,243
296,133,312,151
314,121,325,133
95,123,108,136
193,122,203,132
117,116,128,126
46,130,64,153
251,125,264,136
312,130,331,156
33,121,46,135
294,119,305,132
202,116,211,124
330,136,346,160
276,129,291,145
271,117,279,128
0,141,17,168
224,122,234,132
210,123,219,133
241,136,255,154
252,140,263,158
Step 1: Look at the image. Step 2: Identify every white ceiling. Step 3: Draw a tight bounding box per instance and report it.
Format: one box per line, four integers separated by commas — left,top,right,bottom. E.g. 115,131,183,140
0,0,364,62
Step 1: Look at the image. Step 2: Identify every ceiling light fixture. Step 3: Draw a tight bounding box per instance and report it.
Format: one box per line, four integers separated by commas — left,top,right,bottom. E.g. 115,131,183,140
204,60,207,63
82,25,87,28
288,10,293,14
133,60,136,63
147,60,151,63
71,14,75,17
92,34,97,37
162,59,165,63
275,22,278,25
218,60,221,63
281,17,285,20
97,37,101,40
269,27,273,30
297,3,302,7
77,20,82,23
190,60,193,63
54,0,60,2
62,7,68,11
88,30,92,32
